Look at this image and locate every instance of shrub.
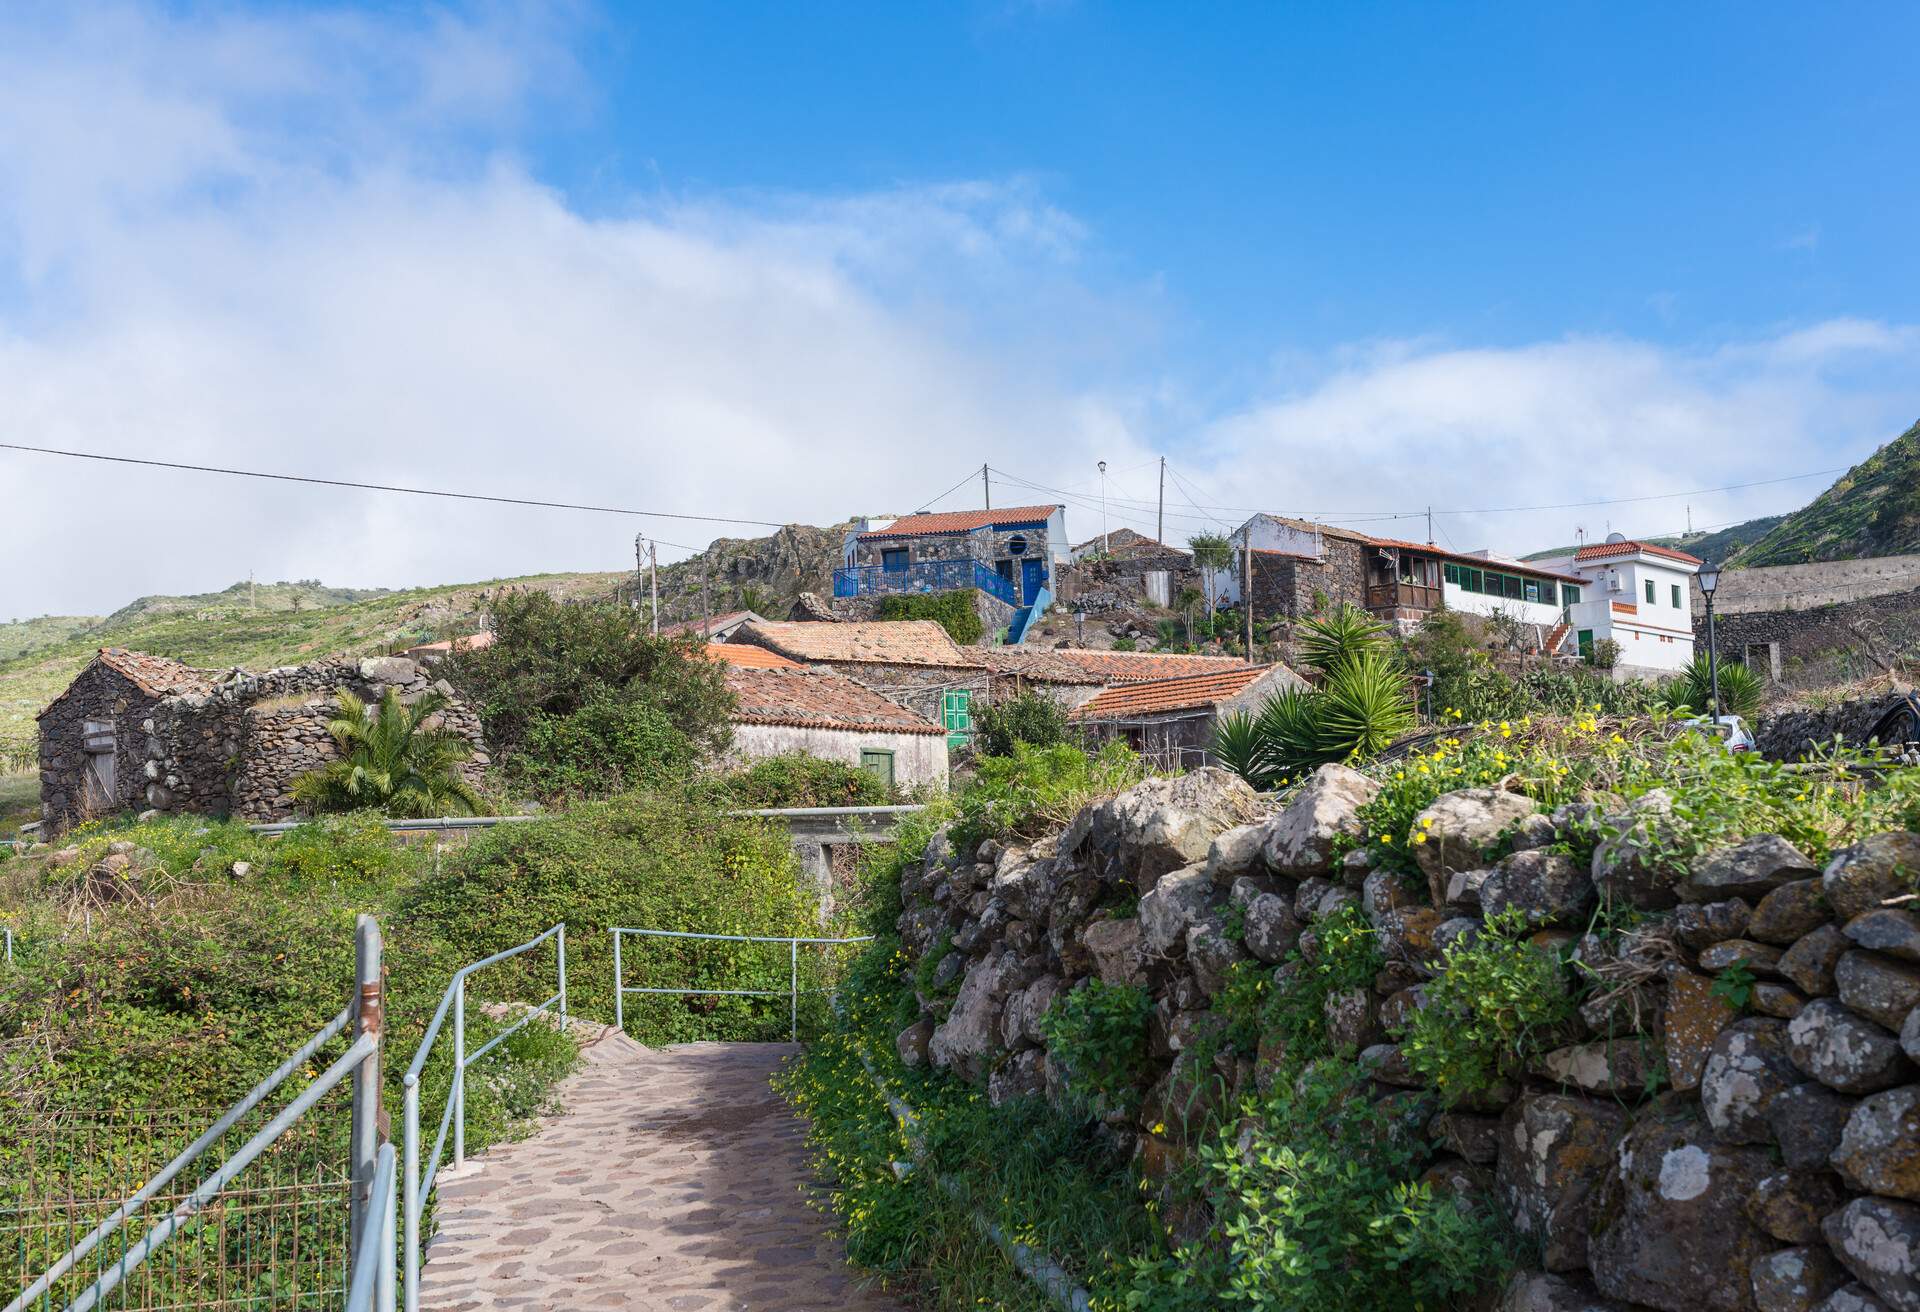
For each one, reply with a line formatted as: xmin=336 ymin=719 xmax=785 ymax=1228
xmin=971 ymin=691 xmax=1074 ymax=757
xmin=1586 ymin=637 xmax=1623 ymax=670
xmin=290 ymin=687 xmax=483 ymax=818
xmin=1110 ymin=637 xmax=1138 ymax=652
xmin=874 ymin=590 xmax=983 ymax=645
xmin=1212 ymin=653 xmax=1414 ymax=789
xmin=507 ymin=690 xmax=696 ymax=800
xmin=1658 ymin=653 xmax=1764 ymax=719
xmin=1259 ymin=902 xmax=1383 ymax=1072
xmin=721 ymin=753 xmax=893 ymax=808
xmin=1296 ymin=604 xmax=1391 ymax=673
xmin=951 ymin=741 xmax=1144 ymax=850
xmin=1038 ymin=978 xmax=1153 ymax=1113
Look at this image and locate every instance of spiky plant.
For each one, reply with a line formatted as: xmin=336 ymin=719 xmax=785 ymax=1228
xmin=1296 ymin=603 xmax=1392 ymax=676
xmin=1658 ymin=654 xmax=1764 ymax=719
xmin=1315 ymin=652 xmax=1417 ymax=760
xmin=291 ymin=687 xmax=485 ymax=819
xmin=1211 ymin=710 xmax=1273 ymax=790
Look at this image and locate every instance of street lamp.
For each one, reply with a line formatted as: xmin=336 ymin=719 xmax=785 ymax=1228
xmin=1697 ymin=562 xmax=1722 ymax=723
xmin=1097 ymin=461 xmax=1110 ymax=555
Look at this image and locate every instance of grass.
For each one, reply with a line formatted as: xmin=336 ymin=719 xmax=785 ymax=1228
xmin=0 ymin=771 xmax=36 ymax=837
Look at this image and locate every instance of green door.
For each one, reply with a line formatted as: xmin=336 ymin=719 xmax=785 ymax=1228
xmin=942 ymin=690 xmax=973 ymax=748
xmin=859 ymin=749 xmax=896 ymax=790
xmin=1577 ymin=629 xmax=1594 ymax=659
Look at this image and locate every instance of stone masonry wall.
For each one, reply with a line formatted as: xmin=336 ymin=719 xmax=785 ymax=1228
xmin=893 ymin=765 xmax=1920 ymax=1311
xmin=1699 ymin=585 xmax=1920 ymax=690
xmin=36 ymin=665 xmax=161 ymax=830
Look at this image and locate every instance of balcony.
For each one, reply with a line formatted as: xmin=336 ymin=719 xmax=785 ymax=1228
xmin=834 ymin=559 xmax=1017 ymax=605
xmin=1365 ymin=582 xmax=1442 ymax=614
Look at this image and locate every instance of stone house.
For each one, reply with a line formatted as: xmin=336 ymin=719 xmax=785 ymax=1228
xmin=837 ymin=505 xmax=1069 ymax=643
xmin=37 ymin=648 xmax=487 ymax=832
xmin=1070 ymin=663 xmax=1305 ymax=772
xmin=726 ymin=620 xmax=993 ymax=744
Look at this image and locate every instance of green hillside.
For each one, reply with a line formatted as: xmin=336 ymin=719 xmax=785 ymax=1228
xmin=1522 ymin=515 xmax=1782 ymax=566
xmin=1735 ymin=419 xmax=1920 ymax=566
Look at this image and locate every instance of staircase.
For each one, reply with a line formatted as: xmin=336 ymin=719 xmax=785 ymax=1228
xmin=1543 ymin=622 xmax=1573 ymax=655
xmin=1006 ymin=585 xmax=1053 ymax=645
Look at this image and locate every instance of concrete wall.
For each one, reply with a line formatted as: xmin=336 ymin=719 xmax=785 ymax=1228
xmin=722 ymin=723 xmax=949 ymax=789
xmin=1693 ymin=552 xmax=1920 ymax=616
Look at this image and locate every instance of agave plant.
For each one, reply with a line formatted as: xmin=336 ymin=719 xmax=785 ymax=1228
xmin=1658 ymin=654 xmax=1764 ymax=719
xmin=1315 ymin=652 xmax=1417 ymax=760
xmin=291 ymin=687 xmax=485 ymax=819
xmin=1211 ymin=710 xmax=1274 ymax=790
xmin=1296 ymin=604 xmax=1392 ymax=676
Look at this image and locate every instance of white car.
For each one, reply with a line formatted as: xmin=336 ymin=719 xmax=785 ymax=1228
xmin=1682 ymin=714 xmax=1757 ymax=753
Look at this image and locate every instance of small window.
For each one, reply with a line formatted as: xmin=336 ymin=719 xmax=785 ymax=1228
xmin=1464 ymin=568 xmax=1482 ymax=594
xmin=1524 ymin=581 xmax=1542 ymax=603
xmin=881 ymin=548 xmax=909 ymax=572
xmin=1645 ymin=579 xmax=1656 ymax=605
xmin=1504 ymin=575 xmax=1523 ymax=600
xmin=1443 ymin=563 xmax=1459 ymax=585
xmin=1672 ymin=583 xmax=1682 ymax=608
xmin=1006 ymin=534 xmax=1028 ymax=557
xmin=859 ymin=749 xmax=896 ymax=790
xmin=1562 ymin=584 xmax=1582 ymax=606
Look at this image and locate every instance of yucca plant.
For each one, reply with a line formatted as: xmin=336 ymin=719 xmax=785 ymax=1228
xmin=1658 ymin=654 xmax=1764 ymax=719
xmin=1211 ymin=710 xmax=1274 ymax=790
xmin=1256 ymin=685 xmax=1332 ymax=780
xmin=1315 ymin=652 xmax=1417 ymax=759
xmin=291 ymin=687 xmax=485 ymax=818
xmin=1296 ymin=603 xmax=1392 ymax=676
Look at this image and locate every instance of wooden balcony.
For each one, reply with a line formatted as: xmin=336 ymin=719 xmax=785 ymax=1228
xmin=1366 ymin=582 xmax=1442 ymax=614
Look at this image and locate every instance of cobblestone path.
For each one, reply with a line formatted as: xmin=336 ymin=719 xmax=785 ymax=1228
xmin=417 ymin=1029 xmax=906 ymax=1312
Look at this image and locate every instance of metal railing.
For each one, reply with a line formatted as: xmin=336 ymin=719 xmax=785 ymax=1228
xmin=401 ymin=924 xmax=567 ymax=1312
xmin=609 ymin=929 xmax=873 ymax=1043
xmin=834 ymin=559 xmax=1017 ymax=605
xmin=6 ymin=916 xmax=393 ymax=1312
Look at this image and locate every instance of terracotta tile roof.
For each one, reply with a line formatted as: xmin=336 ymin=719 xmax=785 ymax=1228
xmin=1071 ymin=665 xmax=1292 ymax=720
xmin=96 ymin=648 xmax=216 ymax=699
xmin=730 ymin=620 xmax=987 ymax=669
xmin=858 ymin=505 xmax=1058 ymax=539
xmin=1362 ymin=536 xmax=1586 ymax=584
xmin=724 ymin=666 xmax=945 ymax=735
xmin=974 ymin=648 xmax=1108 ymax=685
xmin=1573 ymin=540 xmax=1704 ymax=566
xmin=702 ymin=642 xmax=802 ymax=669
xmin=1044 ymin=649 xmax=1256 ymax=684
xmin=405 ymin=632 xmax=494 ymax=655
xmin=659 ymin=610 xmax=761 ymax=637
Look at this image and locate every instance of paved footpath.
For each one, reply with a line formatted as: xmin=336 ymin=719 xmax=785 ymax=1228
xmin=418 ymin=1029 xmax=908 ymax=1312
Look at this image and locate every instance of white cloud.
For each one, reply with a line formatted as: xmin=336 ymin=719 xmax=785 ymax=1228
xmin=0 ymin=3 xmax=1916 ymax=622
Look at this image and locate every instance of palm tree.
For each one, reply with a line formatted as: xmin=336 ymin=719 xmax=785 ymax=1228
xmin=291 ymin=687 xmax=485 ymax=819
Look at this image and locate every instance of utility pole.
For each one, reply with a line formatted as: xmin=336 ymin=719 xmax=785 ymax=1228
xmin=1426 ymin=506 xmax=1434 ymax=545
xmin=633 ymin=533 xmax=646 ymax=611
xmin=1098 ymin=460 xmax=1110 ymax=554
xmin=982 ymin=463 xmax=990 ymax=510
xmin=1157 ymin=456 xmax=1165 ymax=545
xmin=1243 ymin=540 xmax=1253 ymax=658
xmin=649 ymin=541 xmax=660 ymax=636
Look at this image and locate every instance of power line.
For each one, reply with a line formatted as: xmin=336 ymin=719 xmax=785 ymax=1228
xmin=0 ymin=442 xmax=790 ymax=530
xmin=913 ymin=466 xmax=985 ymax=514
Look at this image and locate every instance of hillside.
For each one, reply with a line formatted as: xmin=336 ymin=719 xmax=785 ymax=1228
xmin=644 ymin=522 xmax=851 ymax=623
xmin=1522 ymin=515 xmax=1783 ymax=565
xmin=1735 ymin=418 xmax=1920 ymax=566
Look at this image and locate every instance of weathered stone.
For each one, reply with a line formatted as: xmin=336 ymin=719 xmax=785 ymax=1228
xmin=1204 ymin=823 xmax=1268 ymax=885
xmin=1540 ymin=1039 xmax=1660 ymax=1097
xmin=1082 ymin=918 xmax=1145 ymax=986
xmin=1313 ymin=884 xmax=1357 ymax=922
xmin=1837 ymin=951 xmax=1920 ymax=1031
xmin=1700 ymin=939 xmax=1786 ymax=976
xmin=1293 ymin=875 xmax=1337 ymax=922
xmin=1823 ymin=1196 xmax=1920 ymax=1312
xmin=1755 ymin=982 xmax=1809 ymax=1019
xmin=1768 ymin=1082 xmax=1861 ymax=1170
xmin=1431 ymin=1109 xmax=1502 ymax=1164
xmin=1511 ymin=812 xmax=1560 ymax=852
xmin=988 ymin=1047 xmax=1048 ymax=1106
xmin=1261 ymin=764 xmax=1379 ymax=878
xmin=1751 ymin=1246 xmax=1850 ymax=1312
xmin=1666 ymin=968 xmax=1741 ymax=1093
xmin=1683 ymin=835 xmax=1820 ymax=902
xmin=1187 ymin=917 xmax=1248 ymax=997
xmin=1437 ymin=866 xmax=1493 ymax=912
xmin=357 ymin=655 xmax=419 ymax=684
xmin=1847 ymin=910 xmax=1920 ymax=964
xmin=1362 ymin=867 xmax=1422 ymax=921
xmin=1001 ymin=975 xmax=1063 ymax=1051
xmin=896 ymin=1018 xmax=934 ymax=1068
xmin=929 ymin=949 xmax=1029 ymax=1081
xmin=1907 ymin=1008 xmax=1920 ymax=1064
xmin=1825 ymin=834 xmax=1920 ymax=926
xmin=1750 ymin=880 xmax=1834 ymax=945
xmin=1702 ymin=1017 xmax=1798 ymax=1143
xmin=1496 ymin=1094 xmax=1629 ymax=1273
xmin=1787 ymin=999 xmax=1914 ymax=1094
xmin=1747 ymin=1169 xmax=1850 ymax=1243
xmin=1782 ymin=925 xmax=1852 ymax=997
xmin=1138 ymin=867 xmax=1215 ymax=956
xmin=1436 ymin=915 xmax=1482 ymax=958
xmin=1675 ymin=899 xmax=1754 ymax=951
xmin=1485 ymin=848 xmax=1594 ymax=929
xmin=1338 ymin=845 xmax=1375 ymax=887
xmin=1324 ymin=987 xmax=1379 ymax=1051
xmin=1376 ymin=906 xmax=1449 ymax=968
xmin=1241 ymin=893 xmax=1303 ymax=964
xmin=1358 ymin=1041 xmax=1421 ymax=1087
xmin=1416 ymin=787 xmax=1540 ymax=895
xmin=1500 ymin=1271 xmax=1640 ymax=1311
xmin=1588 ymin=1102 xmax=1779 ymax=1312
xmin=1832 ymin=1084 xmax=1920 ymax=1200
xmin=1380 ymin=984 xmax=1427 ymax=1036
xmin=1816 ymin=1286 xmax=1895 ymax=1312
xmin=1067 ymin=768 xmax=1261 ymax=892
xmin=1593 ymin=790 xmax=1685 ymax=911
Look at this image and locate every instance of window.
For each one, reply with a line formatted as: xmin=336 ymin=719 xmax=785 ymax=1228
xmin=1523 ymin=581 xmax=1542 ymax=603
xmin=941 ymin=690 xmax=973 ymax=749
xmin=1006 ymin=534 xmax=1028 ymax=557
xmin=1645 ymin=579 xmax=1656 ymax=605
xmin=1463 ymin=567 xmax=1482 ymax=593
xmin=1672 ymin=583 xmax=1682 ymax=608
xmin=1504 ymin=575 xmax=1523 ymax=600
xmin=1444 ymin=563 xmax=1460 ymax=585
xmin=1562 ymin=584 xmax=1583 ymax=606
xmin=881 ymin=548 xmax=908 ymax=573
xmin=859 ymin=749 xmax=896 ymax=790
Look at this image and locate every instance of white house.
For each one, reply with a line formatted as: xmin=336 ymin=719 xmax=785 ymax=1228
xmin=1530 ymin=535 xmax=1701 ymax=675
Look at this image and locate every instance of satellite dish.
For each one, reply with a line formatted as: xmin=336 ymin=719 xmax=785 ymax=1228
xmin=1605 ymin=532 xmax=1628 ymax=544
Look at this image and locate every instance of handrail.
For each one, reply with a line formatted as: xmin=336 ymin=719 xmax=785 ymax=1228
xmin=608 ymin=928 xmax=873 ymax=1045
xmin=401 ymin=924 xmax=567 ymax=1312
xmin=345 ymin=1143 xmax=398 ymax=1312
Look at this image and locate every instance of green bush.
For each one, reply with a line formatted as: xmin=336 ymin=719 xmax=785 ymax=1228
xmin=952 ymin=741 xmax=1144 ymax=851
xmin=1296 ymin=603 xmax=1391 ymax=672
xmin=508 ymin=689 xmax=697 ymax=799
xmin=1213 ymin=653 xmax=1415 ymax=789
xmin=1658 ymin=653 xmax=1765 ymax=719
xmin=721 ymin=753 xmax=893 ymax=808
xmin=971 ymin=690 xmax=1074 ymax=757
xmin=1038 ymin=978 xmax=1153 ymax=1113
xmin=291 ymin=687 xmax=484 ymax=818
xmin=874 ymin=590 xmax=984 ymax=645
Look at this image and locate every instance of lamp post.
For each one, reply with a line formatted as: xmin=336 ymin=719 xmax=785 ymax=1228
xmin=1697 ymin=562 xmax=1722 ymax=723
xmin=1097 ymin=460 xmax=1110 ymax=554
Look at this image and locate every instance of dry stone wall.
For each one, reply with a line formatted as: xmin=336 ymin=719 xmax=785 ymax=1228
xmin=894 ymin=765 xmax=1920 ymax=1312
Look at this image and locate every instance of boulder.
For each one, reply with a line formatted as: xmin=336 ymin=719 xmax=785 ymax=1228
xmin=1139 ymin=867 xmax=1216 ymax=956
xmin=1485 ymin=849 xmax=1594 ymax=929
xmin=1415 ymin=788 xmax=1540 ymax=895
xmin=1242 ymin=893 xmax=1303 ymax=964
xmin=1787 ymin=999 xmax=1915 ymax=1094
xmin=1817 ymin=1287 xmax=1896 ymax=1311
xmin=929 ymin=949 xmax=1030 ymax=1081
xmin=1001 ymin=975 xmax=1064 ymax=1051
xmin=1375 ymin=906 xmax=1449 ymax=969
xmin=1666 ymin=968 xmax=1741 ymax=1093
xmin=1836 ymin=951 xmax=1920 ymax=1031
xmin=1908 ymin=1009 xmax=1920 ymax=1064
xmin=1593 ymin=790 xmax=1684 ymax=911
xmin=896 ymin=1018 xmax=934 ymax=1068
xmin=1782 ymin=925 xmax=1852 ymax=997
xmin=1700 ymin=939 xmax=1786 ymax=977
xmin=1324 ymin=987 xmax=1379 ymax=1051
xmin=1676 ymin=899 xmax=1754 ymax=952
xmin=1768 ymin=1082 xmax=1861 ymax=1171
xmin=1501 ymin=1271 xmax=1642 ymax=1311
xmin=1082 ymin=918 xmax=1146 ymax=987
xmin=1261 ymin=764 xmax=1379 ymax=878
xmin=1068 ymin=769 xmax=1261 ymax=892
xmin=1186 ymin=917 xmax=1248 ymax=997
xmin=1832 ymin=1084 xmax=1920 ymax=1200
xmin=1823 ymin=1197 xmax=1920 ymax=1312
xmin=357 ymin=655 xmax=419 ymax=684
xmin=1750 ymin=880 xmax=1834 ymax=946
xmin=1363 ymin=867 xmax=1423 ymax=920
xmin=1588 ymin=1103 xmax=1780 ymax=1312
xmin=1496 ymin=1094 xmax=1630 ymax=1272
xmin=1824 ymin=834 xmax=1920 ymax=926
xmin=1293 ymin=875 xmax=1338 ymax=922
xmin=1431 ymin=1110 xmax=1502 ymax=1165
xmin=1539 ymin=1039 xmax=1661 ymax=1098
xmin=1702 ymin=1017 xmax=1799 ymax=1143
xmin=1755 ymin=983 xmax=1808 ymax=1019
xmin=1750 ymin=1247 xmax=1851 ymax=1312
xmin=988 ymin=1048 xmax=1048 ymax=1106
xmin=1683 ymin=835 xmax=1820 ymax=903
xmin=1204 ymin=822 xmax=1269 ymax=885
xmin=1747 ymin=1169 xmax=1851 ymax=1243
xmin=1847 ymin=910 xmax=1920 ymax=964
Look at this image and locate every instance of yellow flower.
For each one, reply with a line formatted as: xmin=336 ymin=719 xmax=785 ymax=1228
xmin=1420 ymin=815 xmax=1434 ymax=828
xmin=1412 ymin=832 xmax=1428 ymax=845
xmin=1381 ymin=834 xmax=1394 ymax=845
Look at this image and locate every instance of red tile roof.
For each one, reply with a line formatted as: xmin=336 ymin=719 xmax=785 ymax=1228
xmin=1071 ymin=666 xmax=1293 ymax=720
xmin=974 ymin=648 xmax=1108 ymax=685
xmin=1044 ymin=649 xmax=1256 ymax=683
xmin=731 ymin=620 xmax=987 ymax=669
xmin=1362 ymin=536 xmax=1586 ymax=584
xmin=1573 ymin=540 xmax=1704 ymax=566
xmin=858 ymin=505 xmax=1058 ymax=539
xmin=96 ymin=648 xmax=216 ymax=699
xmin=703 ymin=642 xmax=802 ymax=669
xmin=405 ymin=632 xmax=494 ymax=655
xmin=724 ymin=666 xmax=945 ymax=735
xmin=659 ymin=610 xmax=761 ymax=637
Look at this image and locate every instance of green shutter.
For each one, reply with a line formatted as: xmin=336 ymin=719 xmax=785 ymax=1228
xmin=859 ymin=749 xmax=896 ymax=789
xmin=942 ymin=690 xmax=973 ymax=748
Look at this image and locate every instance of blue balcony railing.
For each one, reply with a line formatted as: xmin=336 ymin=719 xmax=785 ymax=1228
xmin=834 ymin=559 xmax=1017 ymax=605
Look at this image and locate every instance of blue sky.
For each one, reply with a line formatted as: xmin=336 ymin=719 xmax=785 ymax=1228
xmin=2 ymin=2 xmax=1918 ymax=615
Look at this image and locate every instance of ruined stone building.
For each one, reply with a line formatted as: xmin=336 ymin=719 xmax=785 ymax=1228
xmin=38 ymin=648 xmax=487 ymax=832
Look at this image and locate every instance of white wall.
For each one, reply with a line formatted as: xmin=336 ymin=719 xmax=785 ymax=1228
xmin=1440 ymin=583 xmax=1562 ymax=627
xmin=722 ymin=724 xmax=949 ymax=789
xmin=1550 ymin=552 xmax=1697 ymax=675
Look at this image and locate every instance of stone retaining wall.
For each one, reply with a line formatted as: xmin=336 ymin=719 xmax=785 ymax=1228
xmin=893 ymin=766 xmax=1920 ymax=1311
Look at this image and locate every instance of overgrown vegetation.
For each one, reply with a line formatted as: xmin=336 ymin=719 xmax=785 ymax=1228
xmin=1400 ymin=908 xmax=1577 ymax=1098
xmin=1658 ymin=652 xmax=1765 ymax=719
xmin=951 ymin=741 xmax=1145 ymax=850
xmin=1038 ymin=980 xmax=1153 ymax=1115
xmin=873 ymin=589 xmax=984 ymax=645
xmin=720 ymin=753 xmax=894 ymax=808
xmin=970 ymin=690 xmax=1075 ymax=757
xmin=291 ymin=687 xmax=485 ymax=818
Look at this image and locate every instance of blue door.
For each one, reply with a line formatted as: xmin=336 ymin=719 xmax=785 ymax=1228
xmin=1021 ymin=559 xmax=1046 ymax=603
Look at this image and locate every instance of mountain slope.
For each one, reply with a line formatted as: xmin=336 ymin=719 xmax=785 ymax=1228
xmin=1522 ymin=514 xmax=1781 ymax=565
xmin=1735 ymin=420 xmax=1920 ymax=566
xmin=642 ymin=523 xmax=851 ymax=623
